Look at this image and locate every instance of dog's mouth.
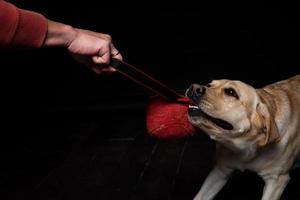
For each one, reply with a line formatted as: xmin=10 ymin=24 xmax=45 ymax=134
xmin=188 ymin=105 xmax=234 ymax=130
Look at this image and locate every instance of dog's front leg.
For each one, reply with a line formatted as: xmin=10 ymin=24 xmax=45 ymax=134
xmin=261 ymin=174 xmax=290 ymax=200
xmin=193 ymin=166 xmax=233 ymax=200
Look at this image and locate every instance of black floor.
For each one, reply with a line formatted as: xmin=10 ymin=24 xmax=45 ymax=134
xmin=1 ymin=110 xmax=300 ymax=200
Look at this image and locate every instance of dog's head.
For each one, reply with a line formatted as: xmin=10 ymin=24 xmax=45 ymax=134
xmin=186 ymin=79 xmax=280 ymax=147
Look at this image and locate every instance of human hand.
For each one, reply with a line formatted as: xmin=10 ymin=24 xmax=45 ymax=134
xmin=44 ymin=20 xmax=122 ymax=74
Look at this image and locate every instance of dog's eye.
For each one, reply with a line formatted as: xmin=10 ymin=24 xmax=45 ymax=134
xmin=224 ymin=88 xmax=239 ymax=99
xmin=206 ymin=84 xmax=212 ymax=88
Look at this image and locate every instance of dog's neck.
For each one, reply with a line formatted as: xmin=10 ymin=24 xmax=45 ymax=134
xmin=217 ymin=135 xmax=263 ymax=161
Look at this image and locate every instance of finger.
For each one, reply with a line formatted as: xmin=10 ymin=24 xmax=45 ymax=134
xmin=111 ymin=50 xmax=123 ymax=60
xmin=104 ymin=70 xmax=115 ymax=75
xmin=90 ymin=65 xmax=116 ymax=75
xmin=92 ymin=52 xmax=110 ymax=65
xmin=110 ymin=44 xmax=123 ymax=60
xmin=101 ymin=50 xmax=111 ymax=64
xmin=102 ymin=66 xmax=116 ymax=72
xmin=113 ymin=52 xmax=123 ymax=60
xmin=90 ymin=66 xmax=103 ymax=74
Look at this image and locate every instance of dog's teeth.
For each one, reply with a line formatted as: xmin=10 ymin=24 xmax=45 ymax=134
xmin=189 ymin=105 xmax=199 ymax=109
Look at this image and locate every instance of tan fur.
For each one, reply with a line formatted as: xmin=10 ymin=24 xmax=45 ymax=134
xmin=188 ymin=75 xmax=300 ymax=200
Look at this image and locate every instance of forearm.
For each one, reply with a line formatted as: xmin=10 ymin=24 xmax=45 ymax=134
xmin=43 ymin=20 xmax=77 ymax=47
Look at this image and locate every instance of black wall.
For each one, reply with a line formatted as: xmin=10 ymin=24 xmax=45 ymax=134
xmin=1 ymin=1 xmax=299 ymax=199
xmin=2 ymin=0 xmax=299 ymax=149
xmin=3 ymin=1 xmax=300 ymax=110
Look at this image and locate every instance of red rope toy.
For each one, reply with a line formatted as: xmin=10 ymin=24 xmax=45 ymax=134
xmin=110 ymin=58 xmax=196 ymax=139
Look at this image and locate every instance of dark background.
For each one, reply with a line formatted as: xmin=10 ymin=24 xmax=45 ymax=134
xmin=1 ymin=1 xmax=300 ymax=200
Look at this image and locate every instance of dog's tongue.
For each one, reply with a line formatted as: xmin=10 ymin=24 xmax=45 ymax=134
xmin=198 ymin=109 xmax=234 ymax=130
xmin=212 ymin=118 xmax=234 ymax=130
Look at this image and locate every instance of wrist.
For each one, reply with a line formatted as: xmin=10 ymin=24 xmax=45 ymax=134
xmin=43 ymin=20 xmax=77 ymax=47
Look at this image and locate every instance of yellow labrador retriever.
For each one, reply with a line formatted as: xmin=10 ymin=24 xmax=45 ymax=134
xmin=186 ymin=74 xmax=300 ymax=200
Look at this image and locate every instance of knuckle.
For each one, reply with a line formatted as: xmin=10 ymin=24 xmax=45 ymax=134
xmin=101 ymin=39 xmax=110 ymax=47
xmin=103 ymin=34 xmax=112 ymax=42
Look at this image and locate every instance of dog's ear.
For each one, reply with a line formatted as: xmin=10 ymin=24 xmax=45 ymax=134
xmin=256 ymin=102 xmax=281 ymax=146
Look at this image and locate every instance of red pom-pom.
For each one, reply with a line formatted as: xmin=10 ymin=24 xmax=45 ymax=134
xmin=146 ymin=96 xmax=196 ymax=139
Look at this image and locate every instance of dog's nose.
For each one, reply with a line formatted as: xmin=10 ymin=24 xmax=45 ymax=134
xmin=186 ymin=84 xmax=206 ymax=103
xmin=191 ymin=84 xmax=206 ymax=96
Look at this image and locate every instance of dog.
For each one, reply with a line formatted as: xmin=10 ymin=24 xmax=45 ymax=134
xmin=186 ymin=75 xmax=300 ymax=200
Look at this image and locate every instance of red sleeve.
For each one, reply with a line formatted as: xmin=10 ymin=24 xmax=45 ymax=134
xmin=0 ymin=0 xmax=48 ymax=48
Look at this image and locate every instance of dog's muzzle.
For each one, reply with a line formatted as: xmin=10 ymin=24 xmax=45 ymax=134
xmin=186 ymin=84 xmax=206 ymax=104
